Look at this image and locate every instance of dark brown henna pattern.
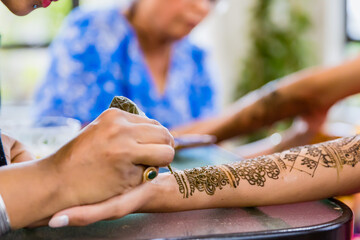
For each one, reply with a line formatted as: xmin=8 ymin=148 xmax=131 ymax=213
xmin=174 ymin=157 xmax=281 ymax=198
xmin=281 ymin=135 xmax=360 ymax=176
xmin=173 ymin=135 xmax=360 ymax=198
xmin=173 ymin=172 xmax=188 ymax=198
xmin=183 ymin=166 xmax=230 ymax=196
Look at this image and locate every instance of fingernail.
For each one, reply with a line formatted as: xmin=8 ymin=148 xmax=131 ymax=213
xmin=49 ymin=215 xmax=69 ymax=228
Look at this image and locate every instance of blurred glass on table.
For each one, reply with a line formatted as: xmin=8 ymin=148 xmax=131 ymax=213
xmin=0 ymin=117 xmax=81 ymax=158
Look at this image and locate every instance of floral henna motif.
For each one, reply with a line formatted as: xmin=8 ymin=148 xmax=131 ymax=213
xmin=320 ymin=136 xmax=360 ymax=168
xmin=231 ymin=157 xmax=280 ymax=186
xmin=284 ymin=154 xmax=298 ymax=162
xmin=174 ymin=157 xmax=281 ymax=198
xmin=301 ymin=157 xmax=318 ymax=169
xmin=304 ymin=146 xmax=322 ymax=157
xmin=183 ymin=166 xmax=230 ymax=196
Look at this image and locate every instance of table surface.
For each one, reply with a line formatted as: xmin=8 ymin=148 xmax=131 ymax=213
xmin=4 ymin=146 xmax=353 ymax=240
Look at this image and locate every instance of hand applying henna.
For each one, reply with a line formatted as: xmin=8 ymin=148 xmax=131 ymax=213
xmin=109 ymin=96 xmax=175 ymax=178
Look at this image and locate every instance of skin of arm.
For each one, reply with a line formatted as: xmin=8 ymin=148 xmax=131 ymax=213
xmin=0 ymin=109 xmax=174 ymax=230
xmin=144 ymin=135 xmax=360 ymax=212
xmin=50 ymin=134 xmax=360 ymax=226
xmin=172 ymin=57 xmax=360 ymax=142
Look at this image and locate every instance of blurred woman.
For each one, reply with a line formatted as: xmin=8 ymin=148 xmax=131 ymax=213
xmin=34 ymin=0 xmax=220 ymax=128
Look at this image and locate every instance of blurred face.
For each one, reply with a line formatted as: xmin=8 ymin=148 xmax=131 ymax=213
xmin=1 ymin=0 xmax=56 ymax=16
xmin=138 ymin=0 xmax=218 ymax=40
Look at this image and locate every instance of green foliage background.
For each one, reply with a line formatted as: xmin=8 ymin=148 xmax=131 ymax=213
xmin=235 ymin=0 xmax=315 ymax=99
xmin=234 ymin=0 xmax=316 ymax=141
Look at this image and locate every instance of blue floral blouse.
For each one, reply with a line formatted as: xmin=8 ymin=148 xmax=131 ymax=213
xmin=33 ymin=7 xmax=219 ymax=128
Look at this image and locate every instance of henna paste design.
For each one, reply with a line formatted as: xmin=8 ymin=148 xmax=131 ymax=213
xmin=183 ymin=166 xmax=230 ymax=196
xmin=173 ymin=135 xmax=360 ymax=198
xmin=174 ymin=157 xmax=280 ymax=198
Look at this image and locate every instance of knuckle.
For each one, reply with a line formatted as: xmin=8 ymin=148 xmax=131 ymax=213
xmin=104 ymin=108 xmax=129 ymax=121
xmin=115 ymin=148 xmax=134 ymax=165
xmin=116 ymin=165 xmax=142 ymax=190
xmin=159 ymin=128 xmax=173 ymax=145
xmin=103 ymin=145 xmax=134 ymax=170
xmin=168 ymin=147 xmax=175 ymax=162
xmin=160 ymin=134 xmax=170 ymax=145
xmin=161 ymin=146 xmax=175 ymax=166
xmin=102 ymin=108 xmax=119 ymax=118
xmin=108 ymin=121 xmax=126 ymax=135
xmin=108 ymin=107 xmax=122 ymax=114
xmin=150 ymin=119 xmax=161 ymax=126
xmin=128 ymin=166 xmax=144 ymax=185
xmin=105 ymin=120 xmax=132 ymax=138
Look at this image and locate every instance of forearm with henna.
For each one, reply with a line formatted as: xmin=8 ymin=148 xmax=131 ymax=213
xmin=169 ymin=135 xmax=360 ymax=208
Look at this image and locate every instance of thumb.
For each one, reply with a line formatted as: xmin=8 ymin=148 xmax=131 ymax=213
xmin=49 ymin=183 xmax=153 ymax=228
